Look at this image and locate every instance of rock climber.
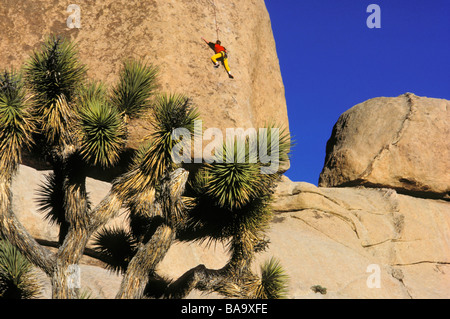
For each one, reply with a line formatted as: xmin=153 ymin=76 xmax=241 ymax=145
xmin=201 ymin=37 xmax=234 ymax=79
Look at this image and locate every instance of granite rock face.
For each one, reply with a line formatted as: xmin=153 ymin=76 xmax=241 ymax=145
xmin=319 ymin=93 xmax=449 ymax=199
xmin=268 ymin=176 xmax=449 ymax=299
xmin=0 ymin=0 xmax=289 ymax=152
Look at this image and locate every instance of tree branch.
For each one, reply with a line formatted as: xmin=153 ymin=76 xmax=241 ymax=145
xmin=116 ymin=224 xmax=175 ymax=299
xmin=0 ymin=178 xmax=56 ymax=276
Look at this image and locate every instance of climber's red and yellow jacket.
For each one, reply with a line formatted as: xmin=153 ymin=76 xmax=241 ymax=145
xmin=208 ymin=42 xmax=227 ymax=54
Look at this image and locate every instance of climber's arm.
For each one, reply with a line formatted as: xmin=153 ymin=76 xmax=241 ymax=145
xmin=202 ymin=37 xmax=216 ymax=50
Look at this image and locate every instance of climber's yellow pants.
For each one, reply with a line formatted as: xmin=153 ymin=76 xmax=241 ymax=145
xmin=211 ymin=52 xmax=231 ymax=73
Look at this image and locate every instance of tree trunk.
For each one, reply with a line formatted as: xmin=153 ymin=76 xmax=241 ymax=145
xmin=164 ymin=229 xmax=259 ymax=299
xmin=116 ymin=224 xmax=175 ymax=299
xmin=48 ymin=153 xmax=90 ymax=299
xmin=164 ymin=264 xmax=228 ymax=299
xmin=51 ymin=224 xmax=92 ymax=298
xmin=51 ymin=262 xmax=79 ymax=299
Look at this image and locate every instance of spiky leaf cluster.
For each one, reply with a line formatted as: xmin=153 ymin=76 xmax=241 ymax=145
xmin=92 ymin=227 xmax=138 ymax=274
xmin=77 ymin=82 xmax=126 ymax=168
xmin=0 ymin=240 xmax=41 ymax=299
xmin=204 ymin=161 xmax=263 ymax=211
xmin=110 ymin=59 xmax=158 ymax=118
xmin=113 ymin=94 xmax=199 ymax=201
xmin=25 ymin=35 xmax=86 ymax=147
xmin=35 ymin=170 xmax=65 ymax=226
xmin=180 ymin=124 xmax=290 ymax=241
xmin=256 ymin=257 xmax=289 ymax=299
xmin=0 ymin=70 xmax=34 ymax=177
xmin=144 ymin=94 xmax=200 ymax=177
xmin=151 ymin=94 xmax=198 ymax=136
xmin=25 ymin=35 xmax=86 ymax=104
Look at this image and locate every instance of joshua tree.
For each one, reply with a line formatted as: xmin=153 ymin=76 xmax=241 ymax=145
xmin=163 ymin=124 xmax=291 ymax=299
xmin=95 ymin=120 xmax=291 ymax=299
xmin=0 ymin=35 xmax=291 ymax=299
xmin=0 ymin=35 xmax=159 ymax=298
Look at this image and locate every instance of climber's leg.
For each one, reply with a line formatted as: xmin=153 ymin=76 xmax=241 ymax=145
xmin=222 ymin=55 xmax=233 ymax=78
xmin=223 ymin=57 xmax=231 ymax=73
xmin=211 ymin=53 xmax=222 ymax=67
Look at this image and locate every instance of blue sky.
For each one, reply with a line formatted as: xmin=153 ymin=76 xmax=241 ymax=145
xmin=265 ymin=0 xmax=450 ymax=185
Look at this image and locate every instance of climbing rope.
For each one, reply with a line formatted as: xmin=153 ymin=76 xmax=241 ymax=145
xmin=210 ymin=0 xmax=220 ymax=40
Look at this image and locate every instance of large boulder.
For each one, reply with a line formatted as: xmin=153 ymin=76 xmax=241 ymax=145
xmin=0 ymin=0 xmax=289 ymax=152
xmin=319 ymin=93 xmax=449 ymax=199
xmin=268 ymin=176 xmax=450 ymax=299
